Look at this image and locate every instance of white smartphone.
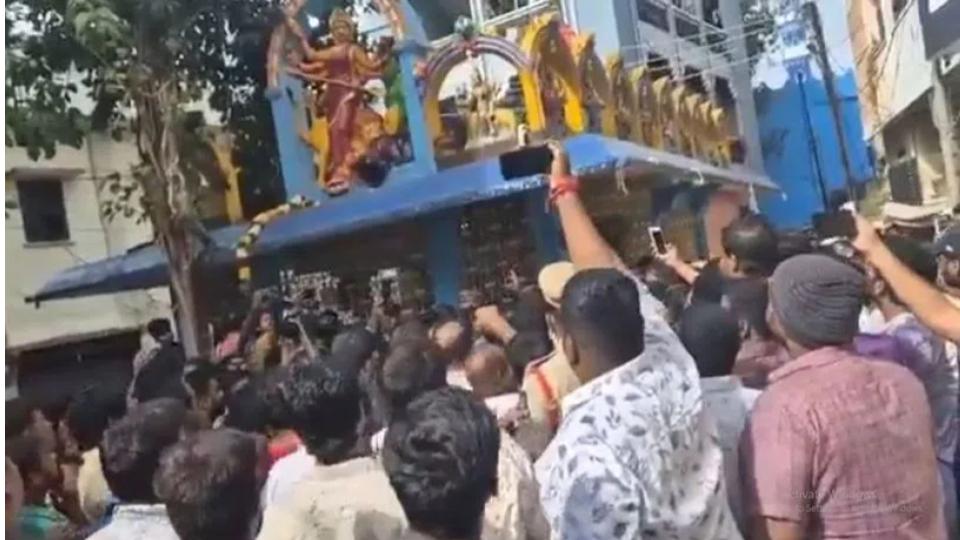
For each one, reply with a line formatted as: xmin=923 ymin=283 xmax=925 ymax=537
xmin=649 ymin=226 xmax=667 ymax=255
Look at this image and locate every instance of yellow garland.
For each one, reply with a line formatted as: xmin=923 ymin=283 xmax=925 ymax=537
xmin=235 ymin=196 xmax=315 ymax=283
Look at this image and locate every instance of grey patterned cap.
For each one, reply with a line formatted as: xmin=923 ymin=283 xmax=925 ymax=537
xmin=769 ymin=254 xmax=865 ymax=349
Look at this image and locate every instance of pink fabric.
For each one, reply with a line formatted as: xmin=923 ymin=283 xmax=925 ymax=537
xmin=740 ymin=347 xmax=946 ymax=539
xmin=215 ymin=332 xmax=241 ymax=362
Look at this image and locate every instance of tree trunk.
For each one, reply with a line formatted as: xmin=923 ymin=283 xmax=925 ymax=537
xmin=134 ymin=82 xmax=212 ymax=360
xmin=164 ymin=222 xmax=211 ymax=360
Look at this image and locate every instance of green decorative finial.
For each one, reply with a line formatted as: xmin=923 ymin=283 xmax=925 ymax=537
xmin=454 ymin=16 xmax=477 ymax=41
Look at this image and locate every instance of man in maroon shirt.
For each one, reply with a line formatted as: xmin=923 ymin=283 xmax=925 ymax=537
xmin=740 ymin=253 xmax=946 ymax=540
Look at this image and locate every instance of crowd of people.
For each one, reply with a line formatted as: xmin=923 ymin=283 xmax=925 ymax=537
xmin=6 ymin=143 xmax=960 ymax=540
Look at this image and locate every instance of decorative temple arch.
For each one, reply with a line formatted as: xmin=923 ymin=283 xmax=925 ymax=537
xmin=571 ymin=33 xmax=611 ymax=134
xmin=630 ymin=66 xmax=657 ymax=147
xmin=422 ymin=35 xmax=544 ymax=141
xmin=603 ymin=55 xmax=633 ymax=139
xmin=650 ymin=76 xmax=673 ymax=150
xmin=520 ymin=14 xmax=586 ymax=134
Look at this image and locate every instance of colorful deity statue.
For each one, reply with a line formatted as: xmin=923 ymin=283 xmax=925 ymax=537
xmin=468 ymin=68 xmax=501 ymax=140
xmin=538 ymin=64 xmax=567 ymax=138
xmin=284 ymin=6 xmax=398 ymax=194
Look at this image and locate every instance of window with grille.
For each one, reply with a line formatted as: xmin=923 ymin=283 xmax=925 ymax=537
xmin=16 ymin=180 xmax=70 ymax=244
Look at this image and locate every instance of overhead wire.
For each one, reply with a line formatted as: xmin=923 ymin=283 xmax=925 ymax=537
xmin=618 ymin=23 xmax=773 ymax=57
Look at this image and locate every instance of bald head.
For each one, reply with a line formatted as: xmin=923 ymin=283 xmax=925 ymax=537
xmin=464 ymin=344 xmax=514 ymax=399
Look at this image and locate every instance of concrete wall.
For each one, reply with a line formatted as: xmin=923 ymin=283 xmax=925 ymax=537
xmin=5 ymin=134 xmax=171 ymax=351
xmin=848 ymin=0 xmax=934 ymax=136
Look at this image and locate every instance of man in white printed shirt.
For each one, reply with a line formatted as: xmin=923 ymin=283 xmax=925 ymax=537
xmin=533 ymin=143 xmax=741 ymax=539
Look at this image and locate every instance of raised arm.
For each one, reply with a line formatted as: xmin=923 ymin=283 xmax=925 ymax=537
xmin=547 ymin=142 xmax=625 ymax=272
xmin=658 ymin=244 xmax=700 ymax=285
xmin=853 ymin=214 xmax=960 ymax=342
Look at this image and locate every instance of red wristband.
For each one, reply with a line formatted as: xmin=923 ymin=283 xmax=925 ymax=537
xmin=549 ymin=175 xmax=579 ymax=205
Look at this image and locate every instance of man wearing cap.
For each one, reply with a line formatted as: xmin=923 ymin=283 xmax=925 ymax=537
xmin=741 ymin=254 xmax=946 ymax=539
xmin=936 ymin=224 xmax=960 ymax=308
xmin=520 ymin=262 xmax=581 ymax=434
xmin=853 ymin=214 xmax=960 ymax=343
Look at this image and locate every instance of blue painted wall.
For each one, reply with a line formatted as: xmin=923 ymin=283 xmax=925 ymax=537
xmin=756 ymin=67 xmax=874 ymax=228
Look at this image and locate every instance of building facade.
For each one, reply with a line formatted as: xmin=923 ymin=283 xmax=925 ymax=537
xmin=847 ymin=0 xmax=960 ymax=208
xmin=5 ymin=134 xmax=172 ymax=401
xmin=560 ymin=0 xmax=765 ymax=175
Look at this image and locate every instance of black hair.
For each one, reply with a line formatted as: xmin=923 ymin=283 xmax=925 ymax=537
xmin=691 ymin=260 xmax=725 ymax=304
xmin=314 ymin=309 xmax=342 ymax=351
xmin=154 ymin=429 xmax=262 ymax=540
xmin=101 ymin=398 xmax=188 ymax=503
xmin=721 ymin=213 xmax=779 ymax=277
xmin=383 ymin=387 xmax=499 ymax=540
xmin=6 ymin=397 xmax=39 ymax=439
xmin=641 ymin=258 xmax=684 ymax=289
xmin=560 ymin=269 xmax=645 ymax=366
xmin=330 ymin=324 xmax=383 ymax=378
xmin=221 ymin=369 xmax=288 ymax=435
xmin=276 ymin=320 xmax=301 ymax=341
xmin=505 ymin=331 xmax=552 ymax=379
xmin=723 ymin=277 xmax=773 ymax=340
xmin=182 ymin=360 xmax=221 ymax=401
xmin=678 ymin=303 xmax=741 ymax=377
xmin=379 ymin=340 xmax=446 ymax=419
xmin=279 ymin=362 xmax=361 ymax=463
xmin=776 ymin=229 xmax=814 ymax=262
xmin=65 ymin=387 xmax=127 ymax=452
xmin=146 ymin=319 xmax=173 ymax=341
xmin=131 ymin=344 xmax=188 ymax=404
xmin=884 ymin=235 xmax=939 ymax=289
xmin=504 ymin=288 xmax=553 ymax=377
xmin=509 ymin=286 xmax=550 ymax=333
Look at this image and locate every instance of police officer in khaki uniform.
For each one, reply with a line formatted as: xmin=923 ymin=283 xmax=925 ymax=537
xmin=521 ymin=262 xmax=582 ymax=433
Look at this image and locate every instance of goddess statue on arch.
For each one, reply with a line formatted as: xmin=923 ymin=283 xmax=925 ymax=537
xmin=282 ymin=2 xmax=401 ymax=194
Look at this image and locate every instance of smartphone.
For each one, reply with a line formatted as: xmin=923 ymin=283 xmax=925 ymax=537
xmin=813 ymin=210 xmax=856 ymax=240
xmin=649 ymin=226 xmax=667 ymax=255
xmin=499 ymin=145 xmax=554 ymax=180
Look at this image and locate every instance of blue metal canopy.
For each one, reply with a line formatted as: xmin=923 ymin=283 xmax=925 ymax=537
xmin=27 ymin=134 xmax=776 ymax=303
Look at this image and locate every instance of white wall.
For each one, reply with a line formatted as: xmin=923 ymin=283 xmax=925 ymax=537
xmin=864 ymin=0 xmax=933 ymax=136
xmin=5 ymin=134 xmax=171 ymax=351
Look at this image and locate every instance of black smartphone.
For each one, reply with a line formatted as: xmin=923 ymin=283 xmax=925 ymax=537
xmin=649 ymin=226 xmax=667 ymax=255
xmin=813 ymin=211 xmax=856 ymax=240
xmin=499 ymin=145 xmax=554 ymax=180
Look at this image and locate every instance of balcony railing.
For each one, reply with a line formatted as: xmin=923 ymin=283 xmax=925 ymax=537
xmin=480 ymin=0 xmax=551 ymax=27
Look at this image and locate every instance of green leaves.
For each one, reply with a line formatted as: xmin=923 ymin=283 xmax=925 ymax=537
xmin=7 ymin=0 xmax=287 ymax=220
